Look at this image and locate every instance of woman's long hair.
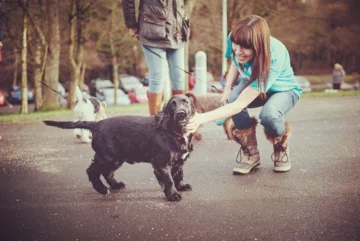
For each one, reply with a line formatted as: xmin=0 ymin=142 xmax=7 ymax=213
xmin=230 ymin=15 xmax=271 ymax=94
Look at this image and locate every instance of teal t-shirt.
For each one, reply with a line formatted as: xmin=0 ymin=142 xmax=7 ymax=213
xmin=225 ymin=33 xmax=302 ymax=97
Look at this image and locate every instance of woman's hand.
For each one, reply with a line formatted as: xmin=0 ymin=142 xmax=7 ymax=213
xmin=128 ymin=28 xmax=139 ymax=38
xmin=220 ymin=86 xmax=231 ymax=105
xmin=186 ymin=113 xmax=205 ymax=134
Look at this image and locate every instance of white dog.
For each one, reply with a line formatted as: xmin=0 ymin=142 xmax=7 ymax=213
xmin=73 ymin=86 xmax=107 ymax=143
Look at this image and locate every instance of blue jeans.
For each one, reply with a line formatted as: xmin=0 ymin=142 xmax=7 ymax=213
xmin=141 ymin=45 xmax=185 ymax=93
xmin=228 ymin=82 xmax=299 ymax=137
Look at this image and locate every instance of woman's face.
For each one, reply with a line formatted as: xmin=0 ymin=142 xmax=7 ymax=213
xmin=232 ymin=43 xmax=255 ymax=64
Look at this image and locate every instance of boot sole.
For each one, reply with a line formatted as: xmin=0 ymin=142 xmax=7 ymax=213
xmin=274 ymin=167 xmax=291 ymax=172
xmin=233 ymin=162 xmax=260 ymax=175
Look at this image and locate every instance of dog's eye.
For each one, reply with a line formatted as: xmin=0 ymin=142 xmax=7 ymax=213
xmin=171 ymin=102 xmax=176 ymax=108
xmin=182 ymin=99 xmax=189 ymax=104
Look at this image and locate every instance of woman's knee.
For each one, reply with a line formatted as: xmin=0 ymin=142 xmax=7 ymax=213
xmin=259 ymin=109 xmax=284 ymax=136
xmin=148 ymin=71 xmax=164 ymax=92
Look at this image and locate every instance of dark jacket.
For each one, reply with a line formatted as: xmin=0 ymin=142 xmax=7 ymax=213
xmin=0 ymin=2 xmax=3 ymax=41
xmin=122 ymin=0 xmax=186 ymax=49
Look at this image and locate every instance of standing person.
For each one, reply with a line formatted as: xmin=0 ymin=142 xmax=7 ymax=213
xmin=122 ymin=0 xmax=190 ymax=115
xmin=187 ymin=15 xmax=302 ymax=174
xmin=332 ymin=63 xmax=345 ymax=90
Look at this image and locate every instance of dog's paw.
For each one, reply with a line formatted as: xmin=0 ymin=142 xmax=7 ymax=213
xmin=177 ymin=183 xmax=192 ymax=192
xmin=166 ymin=192 xmax=182 ymax=202
xmin=95 ymin=186 xmax=110 ymax=195
xmin=111 ymin=182 xmax=125 ymax=190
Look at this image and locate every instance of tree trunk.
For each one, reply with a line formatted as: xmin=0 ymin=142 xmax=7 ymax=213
xmin=109 ymin=7 xmax=119 ymax=106
xmin=20 ymin=3 xmax=28 ymax=114
xmin=13 ymin=47 xmax=19 ymax=86
xmin=68 ymin=0 xmax=84 ymax=109
xmin=43 ymin=0 xmax=60 ymax=110
xmin=33 ymin=42 xmax=43 ymax=111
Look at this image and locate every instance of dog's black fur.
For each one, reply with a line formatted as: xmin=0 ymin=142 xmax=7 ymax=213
xmin=44 ymin=94 xmax=196 ymax=202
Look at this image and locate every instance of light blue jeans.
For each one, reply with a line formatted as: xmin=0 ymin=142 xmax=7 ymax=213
xmin=141 ymin=45 xmax=185 ymax=93
xmin=228 ymin=82 xmax=299 ymax=137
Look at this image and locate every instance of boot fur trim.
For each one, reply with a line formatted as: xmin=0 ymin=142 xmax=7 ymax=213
xmin=264 ymin=121 xmax=291 ymax=147
xmin=232 ymin=117 xmax=258 ymax=146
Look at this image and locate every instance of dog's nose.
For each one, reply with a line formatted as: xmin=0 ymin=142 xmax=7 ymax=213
xmin=175 ymin=110 xmax=187 ymax=120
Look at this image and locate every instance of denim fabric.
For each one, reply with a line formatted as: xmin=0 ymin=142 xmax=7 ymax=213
xmin=141 ymin=45 xmax=185 ymax=93
xmin=228 ymin=82 xmax=299 ymax=137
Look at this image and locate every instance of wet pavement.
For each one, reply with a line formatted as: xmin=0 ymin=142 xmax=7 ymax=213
xmin=0 ymin=96 xmax=359 ymax=241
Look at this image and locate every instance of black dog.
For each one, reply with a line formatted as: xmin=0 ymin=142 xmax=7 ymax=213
xmin=43 ymin=94 xmax=196 ymax=202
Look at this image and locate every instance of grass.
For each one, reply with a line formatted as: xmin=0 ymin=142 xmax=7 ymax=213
xmin=302 ymin=73 xmax=359 ymax=84
xmin=301 ymin=90 xmax=360 ymax=98
xmin=0 ymin=103 xmax=148 ymax=123
xmin=1 ymin=90 xmax=359 ymax=123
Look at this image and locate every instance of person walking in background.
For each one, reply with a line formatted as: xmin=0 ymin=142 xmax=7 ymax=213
xmin=332 ymin=63 xmax=345 ymax=90
xmin=122 ymin=0 xmax=190 ymax=115
xmin=187 ymin=15 xmax=302 ymax=175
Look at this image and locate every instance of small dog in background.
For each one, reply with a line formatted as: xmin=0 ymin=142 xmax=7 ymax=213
xmin=73 ymin=86 xmax=107 ymax=143
xmin=185 ymin=92 xmax=234 ymax=141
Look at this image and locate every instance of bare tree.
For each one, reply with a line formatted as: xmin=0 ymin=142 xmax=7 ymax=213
xmin=20 ymin=0 xmax=28 ymax=114
xmin=43 ymin=0 xmax=60 ymax=109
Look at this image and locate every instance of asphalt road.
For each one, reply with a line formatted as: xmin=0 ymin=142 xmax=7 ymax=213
xmin=0 ymin=96 xmax=359 ymax=241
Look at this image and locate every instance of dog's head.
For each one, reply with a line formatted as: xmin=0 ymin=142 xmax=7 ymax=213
xmin=156 ymin=94 xmax=196 ymax=134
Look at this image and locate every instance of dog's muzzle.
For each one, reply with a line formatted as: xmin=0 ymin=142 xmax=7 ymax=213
xmin=175 ymin=110 xmax=188 ymax=121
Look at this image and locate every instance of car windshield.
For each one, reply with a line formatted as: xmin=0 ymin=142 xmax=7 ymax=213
xmin=103 ymin=88 xmax=125 ymax=95
xmin=96 ymin=80 xmax=113 ymax=89
xmin=121 ymin=76 xmax=139 ymax=85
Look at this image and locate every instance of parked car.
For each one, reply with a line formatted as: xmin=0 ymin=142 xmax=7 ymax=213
xmin=119 ymin=74 xmax=143 ymax=93
xmin=128 ymin=86 xmax=149 ymax=103
xmin=0 ymin=90 xmax=6 ymax=106
xmin=295 ymin=76 xmax=312 ymax=93
xmin=7 ymin=85 xmax=34 ymax=104
xmin=99 ymin=88 xmax=131 ymax=106
xmin=93 ymin=80 xmax=131 ymax=106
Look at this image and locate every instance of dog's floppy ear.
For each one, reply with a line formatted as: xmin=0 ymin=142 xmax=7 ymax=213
xmin=185 ymin=92 xmax=198 ymax=114
xmin=155 ymin=103 xmax=169 ymax=129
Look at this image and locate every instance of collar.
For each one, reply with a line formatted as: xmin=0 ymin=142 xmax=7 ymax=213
xmin=173 ymin=130 xmax=184 ymax=137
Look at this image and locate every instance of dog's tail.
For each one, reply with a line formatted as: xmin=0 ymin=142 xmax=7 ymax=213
xmin=75 ymin=86 xmax=83 ymax=103
xmin=43 ymin=120 xmax=96 ymax=131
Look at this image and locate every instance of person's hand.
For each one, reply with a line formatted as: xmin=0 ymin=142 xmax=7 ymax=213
xmin=220 ymin=86 xmax=231 ymax=105
xmin=0 ymin=41 xmax=3 ymax=50
xmin=128 ymin=28 xmax=139 ymax=38
xmin=187 ymin=112 xmax=205 ymax=134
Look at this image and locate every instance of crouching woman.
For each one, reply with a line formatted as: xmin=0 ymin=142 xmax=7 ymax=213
xmin=187 ymin=15 xmax=302 ymax=174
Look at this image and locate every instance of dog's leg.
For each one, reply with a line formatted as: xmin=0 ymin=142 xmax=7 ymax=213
xmin=171 ymin=165 xmax=192 ymax=192
xmin=86 ymin=158 xmax=109 ymax=195
xmin=102 ymin=162 xmax=125 ymax=190
xmin=153 ymin=166 xmax=182 ymax=202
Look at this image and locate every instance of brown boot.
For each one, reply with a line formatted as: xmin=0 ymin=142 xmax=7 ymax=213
xmin=232 ymin=117 xmax=260 ymax=174
xmin=147 ymin=91 xmax=163 ymax=116
xmin=264 ymin=121 xmax=291 ymax=172
xmin=172 ymin=89 xmax=184 ymax=96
